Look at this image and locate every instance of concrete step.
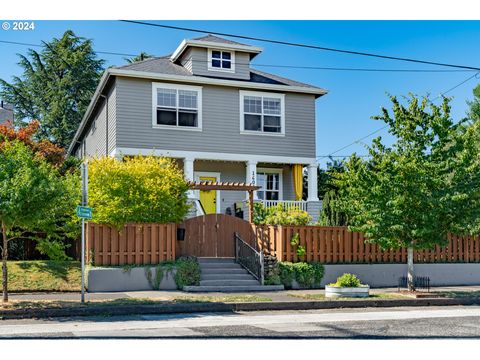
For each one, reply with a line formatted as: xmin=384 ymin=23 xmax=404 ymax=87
xmin=183 ymin=285 xmax=285 ymax=292
xmin=200 ymin=268 xmax=248 ymax=275
xmin=201 ymin=273 xmax=253 ymax=281
xmin=200 ymin=279 xmax=260 ymax=286
xmin=198 ymin=257 xmax=235 ymax=264
xmin=199 ymin=263 xmax=242 ymax=269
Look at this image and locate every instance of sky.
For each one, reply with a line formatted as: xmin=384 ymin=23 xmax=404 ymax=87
xmin=1 ymin=20 xmax=479 ymax=167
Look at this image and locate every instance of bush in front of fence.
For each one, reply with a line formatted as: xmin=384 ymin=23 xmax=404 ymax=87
xmin=265 ymin=261 xmax=324 ymax=289
xmin=88 ymin=156 xmax=189 ymax=228
xmin=253 ymin=203 xmax=312 ymax=226
xmin=174 ymin=256 xmax=201 ymax=288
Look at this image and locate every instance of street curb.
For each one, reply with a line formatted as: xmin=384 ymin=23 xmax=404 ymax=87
xmin=1 ymin=297 xmax=480 ymax=320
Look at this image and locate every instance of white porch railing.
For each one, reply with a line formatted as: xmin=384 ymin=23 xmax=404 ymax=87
xmin=260 ymin=200 xmax=307 ymax=211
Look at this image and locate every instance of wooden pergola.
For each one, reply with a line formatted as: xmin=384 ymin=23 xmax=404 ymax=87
xmin=187 ymin=181 xmax=261 ymax=222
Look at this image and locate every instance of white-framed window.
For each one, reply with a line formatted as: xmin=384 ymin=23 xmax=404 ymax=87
xmin=152 ymin=82 xmax=202 ymax=130
xmin=208 ymin=49 xmax=235 ymax=72
xmin=240 ymin=91 xmax=285 ymax=136
xmin=257 ymin=168 xmax=283 ymax=201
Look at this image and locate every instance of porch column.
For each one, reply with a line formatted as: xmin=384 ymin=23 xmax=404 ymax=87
xmin=183 ymin=157 xmax=195 ymax=199
xmin=307 ymin=163 xmax=319 ymax=202
xmin=246 ymin=160 xmax=258 ymax=200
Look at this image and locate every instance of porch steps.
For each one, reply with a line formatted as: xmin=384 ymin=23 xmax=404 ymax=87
xmin=183 ymin=258 xmax=284 ymax=292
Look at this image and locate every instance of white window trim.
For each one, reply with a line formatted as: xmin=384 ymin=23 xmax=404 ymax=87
xmin=207 ymin=48 xmax=235 ymax=73
xmin=194 ymin=171 xmax=221 ymax=214
xmin=239 ymin=90 xmax=285 ymax=137
xmin=152 ymin=82 xmax=203 ymax=131
xmin=257 ymin=167 xmax=283 ymax=201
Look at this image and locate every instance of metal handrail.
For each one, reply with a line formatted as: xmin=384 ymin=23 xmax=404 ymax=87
xmin=234 ymin=232 xmax=264 ymax=285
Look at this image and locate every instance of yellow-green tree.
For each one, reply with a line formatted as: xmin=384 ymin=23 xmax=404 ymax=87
xmin=88 ymin=156 xmax=189 ymax=228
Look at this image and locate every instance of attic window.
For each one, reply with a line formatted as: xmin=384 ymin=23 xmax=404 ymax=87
xmin=208 ymin=49 xmax=235 ymax=72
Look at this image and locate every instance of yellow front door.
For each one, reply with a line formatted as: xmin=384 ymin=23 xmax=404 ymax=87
xmin=199 ymin=176 xmax=217 ymax=214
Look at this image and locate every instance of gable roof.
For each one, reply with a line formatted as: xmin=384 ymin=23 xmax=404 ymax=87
xmin=170 ymin=35 xmax=263 ymax=62
xmin=192 ymin=34 xmax=250 ymax=47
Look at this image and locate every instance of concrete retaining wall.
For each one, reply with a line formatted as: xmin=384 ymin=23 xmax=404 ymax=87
xmin=320 ymin=263 xmax=480 ymax=287
xmin=87 ymin=267 xmax=177 ymax=292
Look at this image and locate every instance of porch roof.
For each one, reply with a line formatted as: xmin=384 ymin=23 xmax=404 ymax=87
xmin=187 ymin=181 xmax=260 ymax=191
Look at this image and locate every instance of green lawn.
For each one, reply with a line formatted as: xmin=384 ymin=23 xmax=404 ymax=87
xmin=6 ymin=261 xmax=81 ymax=292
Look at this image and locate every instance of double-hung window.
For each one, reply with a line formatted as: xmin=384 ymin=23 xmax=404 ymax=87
xmin=153 ymin=83 xmax=202 ymax=130
xmin=257 ymin=169 xmax=283 ymax=201
xmin=240 ymin=91 xmax=285 ymax=135
xmin=208 ymin=49 xmax=235 ymax=72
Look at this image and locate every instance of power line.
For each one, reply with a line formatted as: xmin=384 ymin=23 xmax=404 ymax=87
xmin=2 ymin=39 xmax=477 ymax=74
xmin=319 ymin=72 xmax=480 ymax=159
xmin=0 ymin=40 xmax=138 ymax=57
xmin=120 ymin=20 xmax=480 ymax=71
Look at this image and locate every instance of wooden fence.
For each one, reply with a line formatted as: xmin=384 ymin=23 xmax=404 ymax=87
xmin=86 ymin=223 xmax=177 ymax=266
xmin=254 ymin=225 xmax=480 ymax=263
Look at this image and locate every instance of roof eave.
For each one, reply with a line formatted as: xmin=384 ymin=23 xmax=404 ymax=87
xmin=110 ymin=68 xmax=327 ymax=96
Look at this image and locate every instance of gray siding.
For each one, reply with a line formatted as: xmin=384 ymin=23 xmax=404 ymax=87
xmin=180 ymin=47 xmax=250 ymax=80
xmin=115 ymin=77 xmax=316 ymax=158
xmin=180 ymin=48 xmax=193 ymax=73
xmin=82 ymin=83 xmax=117 ymax=158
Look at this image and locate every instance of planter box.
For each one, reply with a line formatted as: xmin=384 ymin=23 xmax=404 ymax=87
xmin=325 ymin=285 xmax=370 ymax=298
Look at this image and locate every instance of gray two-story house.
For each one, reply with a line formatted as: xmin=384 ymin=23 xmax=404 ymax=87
xmin=68 ymin=35 xmax=327 ymax=221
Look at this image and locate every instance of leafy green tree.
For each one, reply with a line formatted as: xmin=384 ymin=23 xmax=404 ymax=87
xmin=0 ymin=30 xmax=104 ymax=148
xmin=468 ymin=84 xmax=480 ymax=122
xmin=1 ymin=141 xmax=79 ymax=302
xmin=319 ymin=189 xmax=348 ymax=226
xmin=316 ymin=160 xmax=348 ymax=226
xmin=335 ymin=95 xmax=480 ymax=291
xmin=125 ymin=52 xmax=153 ymax=64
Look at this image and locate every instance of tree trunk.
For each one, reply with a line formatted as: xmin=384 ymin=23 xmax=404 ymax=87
xmin=2 ymin=221 xmax=8 ymax=303
xmin=407 ymin=246 xmax=415 ymax=292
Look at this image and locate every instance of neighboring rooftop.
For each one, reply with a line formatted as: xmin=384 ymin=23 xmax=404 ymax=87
xmin=0 ymin=101 xmax=14 ymax=124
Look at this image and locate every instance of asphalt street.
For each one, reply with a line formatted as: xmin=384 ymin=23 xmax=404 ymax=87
xmin=1 ymin=305 xmax=480 ymax=339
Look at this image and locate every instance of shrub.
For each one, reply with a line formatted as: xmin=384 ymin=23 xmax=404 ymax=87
xmin=329 ymin=273 xmax=363 ymax=287
xmin=88 ymin=155 xmax=189 ymax=228
xmin=36 ymin=239 xmax=72 ymax=261
xmin=253 ymin=203 xmax=312 ymax=226
xmin=277 ymin=261 xmax=324 ymax=289
xmin=174 ymin=256 xmax=200 ymax=288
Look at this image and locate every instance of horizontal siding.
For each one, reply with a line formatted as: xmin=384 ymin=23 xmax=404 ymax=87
xmin=189 ymin=47 xmax=250 ymax=80
xmin=84 ymin=100 xmax=106 ymax=157
xmin=83 ymin=84 xmax=116 ymax=158
xmin=180 ymin=48 xmax=193 ymax=73
xmin=115 ymin=77 xmax=316 ymax=158
xmin=107 ymin=84 xmax=117 ymax=155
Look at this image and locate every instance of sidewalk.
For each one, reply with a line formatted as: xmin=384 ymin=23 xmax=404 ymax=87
xmin=9 ymin=285 xmax=480 ymax=303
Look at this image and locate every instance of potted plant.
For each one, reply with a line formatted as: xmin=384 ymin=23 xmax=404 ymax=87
xmin=325 ymin=273 xmax=369 ymax=298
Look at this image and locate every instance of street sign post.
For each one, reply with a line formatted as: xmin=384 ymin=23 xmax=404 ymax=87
xmin=79 ymin=162 xmax=89 ymax=303
xmin=76 ymin=206 xmax=93 ymax=219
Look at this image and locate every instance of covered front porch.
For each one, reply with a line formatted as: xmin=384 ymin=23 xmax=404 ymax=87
xmin=180 ymin=157 xmax=321 ymax=222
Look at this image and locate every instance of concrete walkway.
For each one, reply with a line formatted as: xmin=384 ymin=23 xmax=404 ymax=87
xmin=9 ymin=285 xmax=480 ymax=303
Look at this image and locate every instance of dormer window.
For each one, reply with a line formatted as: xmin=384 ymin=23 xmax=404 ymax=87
xmin=208 ymin=49 xmax=235 ymax=72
